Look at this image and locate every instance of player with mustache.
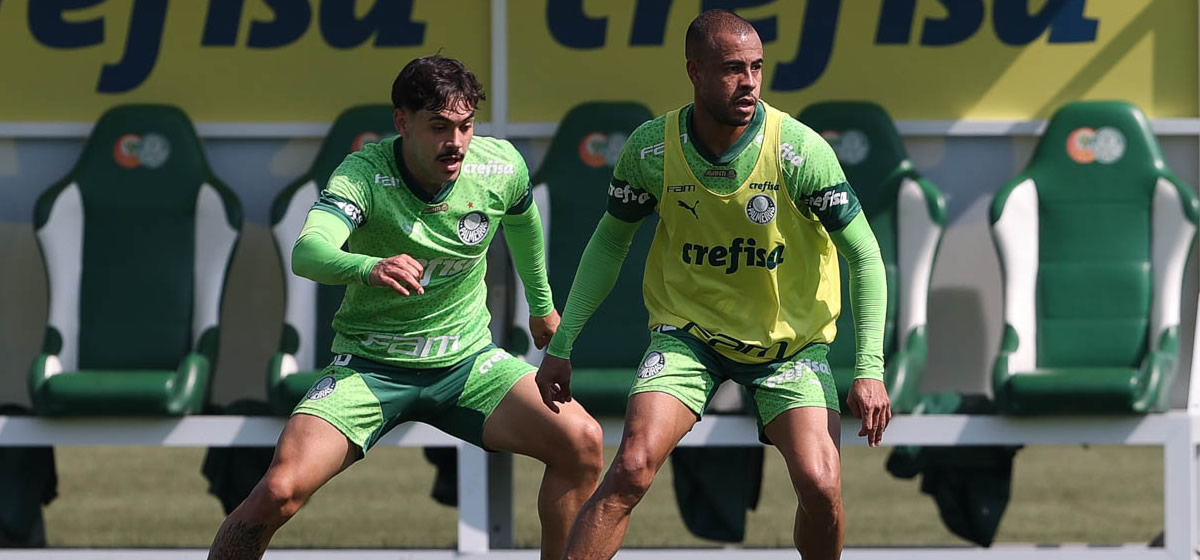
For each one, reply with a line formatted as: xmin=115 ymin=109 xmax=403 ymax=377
xmin=208 ymin=55 xmax=603 ymax=560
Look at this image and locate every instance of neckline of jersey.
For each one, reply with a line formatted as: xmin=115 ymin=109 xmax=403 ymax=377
xmin=683 ymin=101 xmax=765 ymax=167
xmin=392 ymin=136 xmax=457 ymax=205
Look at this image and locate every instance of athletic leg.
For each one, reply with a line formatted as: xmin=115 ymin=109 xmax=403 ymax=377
xmin=207 ymin=413 xmax=357 ymax=559
xmin=764 ymin=407 xmax=844 ymax=560
xmin=563 ymin=391 xmax=698 ymax=560
xmin=481 ymin=374 xmax=604 ymax=559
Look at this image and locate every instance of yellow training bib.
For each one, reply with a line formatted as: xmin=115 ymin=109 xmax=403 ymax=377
xmin=643 ymin=102 xmax=840 ymax=363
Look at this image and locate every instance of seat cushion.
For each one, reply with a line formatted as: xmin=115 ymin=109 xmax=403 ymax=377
xmin=41 ymin=370 xmax=181 ymax=415
xmin=1003 ymin=367 xmax=1140 ymax=414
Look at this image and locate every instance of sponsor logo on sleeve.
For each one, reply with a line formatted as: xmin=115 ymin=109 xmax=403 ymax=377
xmin=333 ymin=200 xmax=364 ymax=226
xmin=609 ymin=183 xmax=652 ymax=205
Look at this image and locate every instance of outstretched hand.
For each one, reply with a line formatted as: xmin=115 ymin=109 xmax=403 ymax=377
xmin=846 ymin=378 xmax=892 ymax=447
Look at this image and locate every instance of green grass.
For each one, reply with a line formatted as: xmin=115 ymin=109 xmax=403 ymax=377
xmin=42 ymin=444 xmax=1163 ymax=549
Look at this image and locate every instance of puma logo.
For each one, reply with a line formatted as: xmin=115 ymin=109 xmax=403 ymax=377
xmin=678 ymin=199 xmax=699 ymax=219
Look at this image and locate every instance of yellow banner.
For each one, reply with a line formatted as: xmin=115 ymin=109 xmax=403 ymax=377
xmin=0 ymin=1 xmax=1193 ymax=124
xmin=0 ymin=1 xmax=490 ymax=122
xmin=509 ymin=0 xmax=1197 ymax=122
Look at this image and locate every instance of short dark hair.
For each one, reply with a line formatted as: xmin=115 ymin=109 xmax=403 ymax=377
xmin=391 ymin=55 xmax=486 ymax=114
xmin=685 ymin=9 xmax=757 ymax=60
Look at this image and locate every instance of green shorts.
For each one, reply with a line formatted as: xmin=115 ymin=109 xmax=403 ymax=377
xmin=292 ymin=345 xmax=533 ymax=453
xmin=632 ymin=329 xmax=839 ymax=436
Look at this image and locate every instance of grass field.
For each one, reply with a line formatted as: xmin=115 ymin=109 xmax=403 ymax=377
xmin=39 ymin=443 xmax=1163 ymax=550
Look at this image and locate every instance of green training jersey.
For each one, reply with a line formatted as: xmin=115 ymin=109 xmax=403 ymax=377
xmin=313 ymin=135 xmax=533 ymax=368
xmin=607 ymin=102 xmax=860 ymax=230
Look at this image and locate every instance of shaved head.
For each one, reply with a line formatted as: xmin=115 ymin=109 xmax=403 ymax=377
xmin=683 ymin=9 xmax=763 ymax=128
xmin=685 ymin=9 xmax=758 ymax=61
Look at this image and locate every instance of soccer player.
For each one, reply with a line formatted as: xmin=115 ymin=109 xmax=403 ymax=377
xmin=207 ymin=55 xmax=603 ymax=560
xmin=536 ymin=10 xmax=891 ymax=559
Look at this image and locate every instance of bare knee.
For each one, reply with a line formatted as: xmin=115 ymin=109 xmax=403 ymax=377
xmin=244 ymin=470 xmax=310 ymax=524
xmin=793 ymin=459 xmax=842 ymax=512
xmin=603 ymin=447 xmax=660 ymax=506
xmin=545 ymin=415 xmax=604 ymax=479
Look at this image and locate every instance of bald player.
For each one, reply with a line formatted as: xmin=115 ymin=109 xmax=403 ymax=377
xmin=537 ymin=9 xmax=891 ymax=559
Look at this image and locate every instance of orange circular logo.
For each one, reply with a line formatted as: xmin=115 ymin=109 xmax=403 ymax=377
xmin=351 ymin=131 xmax=382 ymax=152
xmin=578 ymin=132 xmax=608 ymax=168
xmin=1066 ymin=127 xmax=1097 ymax=164
xmin=113 ymin=134 xmax=141 ymax=168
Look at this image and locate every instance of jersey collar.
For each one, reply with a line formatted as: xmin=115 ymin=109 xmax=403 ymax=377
xmin=393 ymin=136 xmax=457 ymax=204
xmin=684 ymin=101 xmax=765 ymax=167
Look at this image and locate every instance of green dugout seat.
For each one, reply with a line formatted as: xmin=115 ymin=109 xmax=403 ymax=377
xmin=509 ymin=102 xmax=655 ymax=416
xmin=267 ymin=105 xmax=396 ymax=415
xmin=797 ymin=101 xmax=946 ymax=413
xmin=990 ymin=101 xmax=1197 ymax=414
xmin=29 ymin=105 xmax=242 ymax=415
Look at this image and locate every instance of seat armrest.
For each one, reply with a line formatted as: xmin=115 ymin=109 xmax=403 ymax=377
xmin=992 ymin=325 xmax=1020 ymax=409
xmin=166 ymin=352 xmax=211 ymax=415
xmin=1134 ymin=327 xmax=1180 ymax=413
xmin=884 ymin=326 xmax=928 ymax=413
xmin=28 ymin=354 xmax=63 ymax=413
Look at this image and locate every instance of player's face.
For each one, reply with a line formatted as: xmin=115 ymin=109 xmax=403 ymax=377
xmin=691 ymin=30 xmax=763 ymax=127
xmin=395 ymin=100 xmax=476 ymax=186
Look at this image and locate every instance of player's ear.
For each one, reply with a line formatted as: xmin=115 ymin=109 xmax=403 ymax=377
xmin=393 ymin=108 xmax=408 ymax=136
xmin=685 ymin=59 xmax=701 ymax=88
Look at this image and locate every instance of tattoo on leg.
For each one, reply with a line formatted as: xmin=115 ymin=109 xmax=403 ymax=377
xmin=209 ymin=519 xmax=269 ymax=560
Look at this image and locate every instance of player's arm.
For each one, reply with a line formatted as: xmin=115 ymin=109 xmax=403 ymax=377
xmin=536 ymin=211 xmax=643 ymax=411
xmin=502 ymin=188 xmax=554 ymax=316
xmin=827 ymin=214 xmax=885 ymax=382
xmin=500 ymin=147 xmax=557 ymax=347
xmin=788 ymin=120 xmax=890 ymax=445
xmin=545 ymin=212 xmax=644 ymax=359
xmin=293 ymin=168 xmax=425 ymax=295
xmin=545 ymin=130 xmax=661 ymax=360
xmin=829 ymin=213 xmax=890 ymax=446
xmin=292 ymin=208 xmax=379 ymax=285
xmin=784 ymin=121 xmax=883 ymax=380
xmin=537 ymin=127 xmax=659 ymax=410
